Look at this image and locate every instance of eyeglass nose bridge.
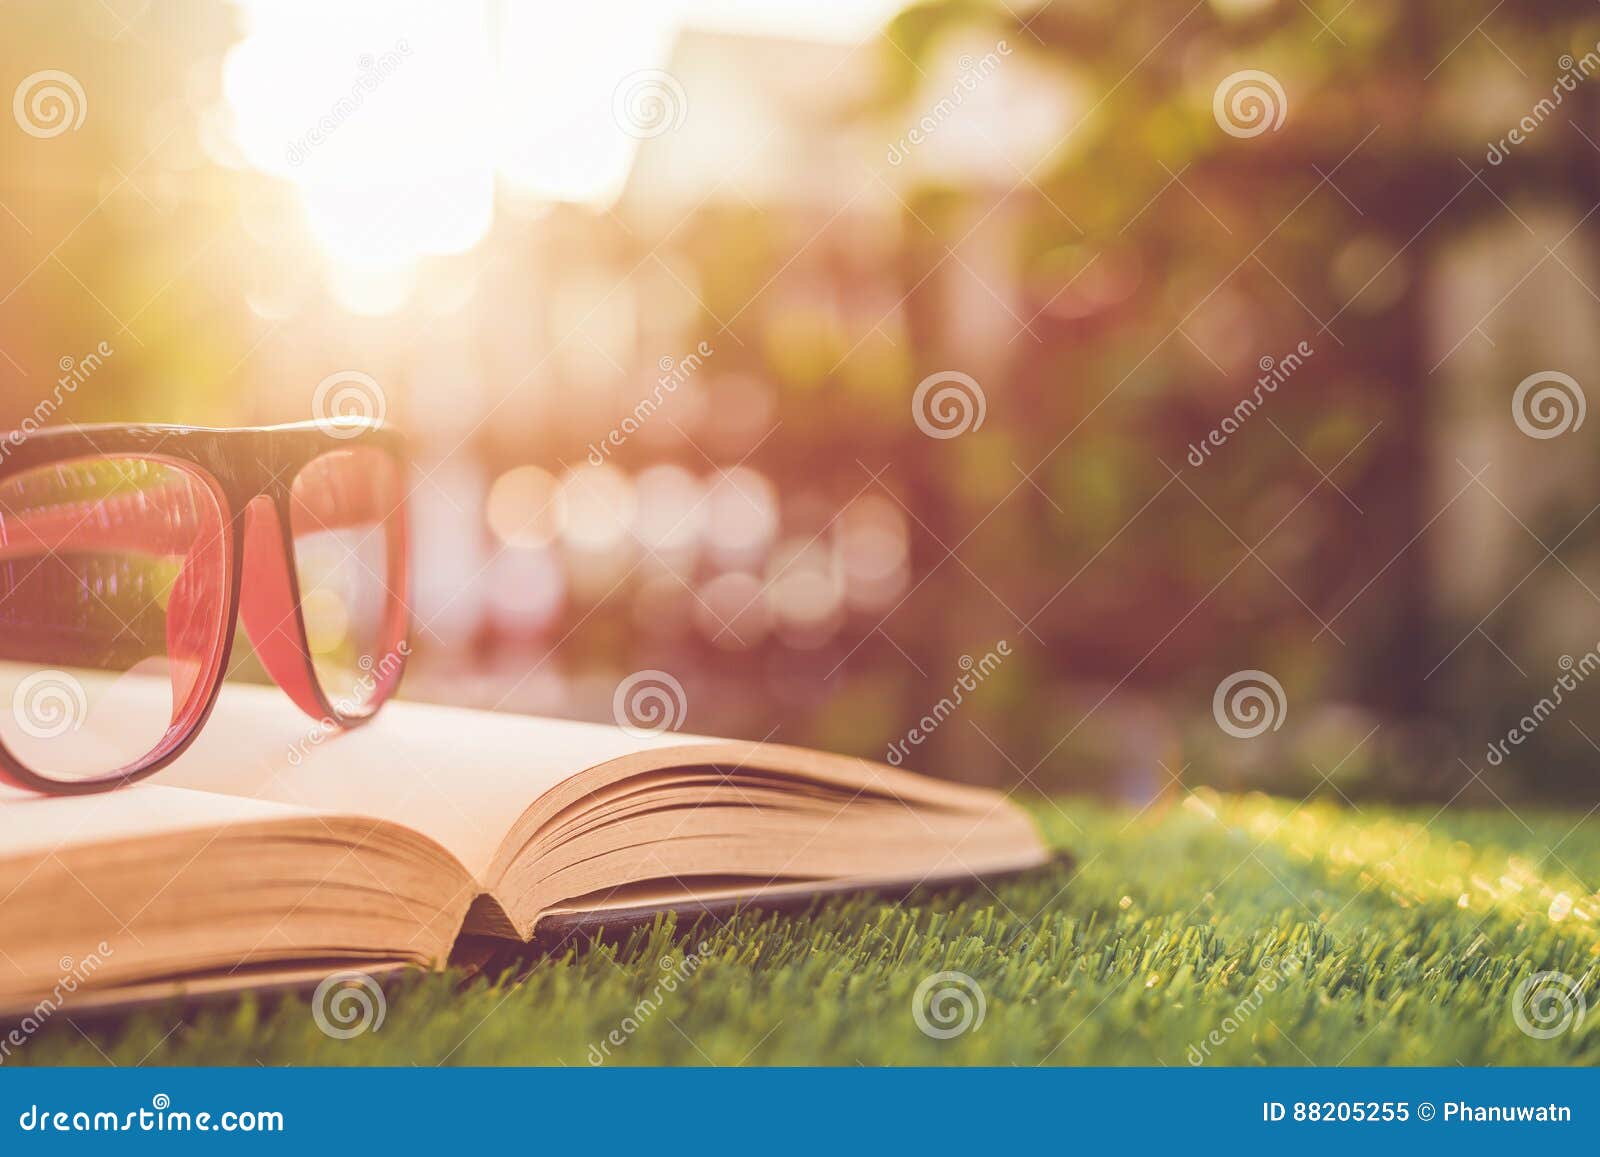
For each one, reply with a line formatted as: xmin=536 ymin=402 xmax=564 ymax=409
xmin=237 ymin=494 xmax=328 ymax=722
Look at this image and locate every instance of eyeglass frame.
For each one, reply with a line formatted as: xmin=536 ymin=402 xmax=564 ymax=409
xmin=0 ymin=420 xmax=410 ymax=796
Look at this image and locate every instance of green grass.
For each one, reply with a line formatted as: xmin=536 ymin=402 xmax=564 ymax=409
xmin=17 ymin=791 xmax=1600 ymax=1066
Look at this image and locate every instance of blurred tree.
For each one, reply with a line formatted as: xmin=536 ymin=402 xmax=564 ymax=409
xmin=861 ymin=0 xmax=1600 ymax=800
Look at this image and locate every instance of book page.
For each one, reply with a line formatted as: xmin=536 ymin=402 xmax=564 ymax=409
xmin=0 ymin=780 xmax=325 ymax=860
xmin=157 ymin=682 xmax=719 ymax=878
xmin=0 ymin=671 xmax=998 ymax=883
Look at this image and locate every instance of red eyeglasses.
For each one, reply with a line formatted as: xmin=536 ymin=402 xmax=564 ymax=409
xmin=0 ymin=421 xmax=409 ymax=795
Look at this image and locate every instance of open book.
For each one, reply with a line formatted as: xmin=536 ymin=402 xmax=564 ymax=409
xmin=0 ymin=684 xmax=1047 ymax=1014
